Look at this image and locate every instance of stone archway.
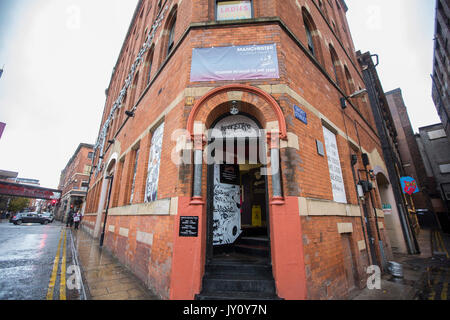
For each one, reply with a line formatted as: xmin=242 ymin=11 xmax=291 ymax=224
xmin=375 ymin=171 xmax=406 ymax=254
xmin=93 ymin=153 xmax=118 ymax=238
xmin=186 ymin=84 xmax=287 ymax=205
xmin=170 ymin=85 xmax=307 ymax=300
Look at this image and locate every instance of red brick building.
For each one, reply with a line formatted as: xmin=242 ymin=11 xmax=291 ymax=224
xmin=57 ymin=143 xmax=94 ymax=221
xmin=83 ymin=0 xmax=395 ymax=300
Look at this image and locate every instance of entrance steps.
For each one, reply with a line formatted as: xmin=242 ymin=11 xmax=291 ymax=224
xmin=196 ymin=234 xmax=281 ymax=300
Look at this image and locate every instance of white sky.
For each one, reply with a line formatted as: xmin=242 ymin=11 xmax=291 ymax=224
xmin=0 ymin=0 xmax=440 ymax=189
xmin=0 ymin=0 xmax=139 ymax=188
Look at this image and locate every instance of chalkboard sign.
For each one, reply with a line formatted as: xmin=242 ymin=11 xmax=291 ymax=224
xmin=220 ymin=164 xmax=240 ymax=185
xmin=179 ymin=216 xmax=199 ymax=237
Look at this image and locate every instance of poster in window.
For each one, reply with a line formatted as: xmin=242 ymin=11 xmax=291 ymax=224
xmin=217 ymin=1 xmax=252 ymax=21
xmin=213 ymin=164 xmax=242 ymax=245
xmin=323 ymin=126 xmax=347 ymax=204
xmin=145 ymin=123 xmax=165 ymax=203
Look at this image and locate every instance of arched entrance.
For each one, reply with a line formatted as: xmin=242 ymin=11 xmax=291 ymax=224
xmin=375 ymin=171 xmax=406 ymax=254
xmin=206 ymin=113 xmax=270 ymax=259
xmin=199 ymin=109 xmax=278 ymax=299
xmin=170 ymin=85 xmax=307 ymax=300
xmin=93 ymin=154 xmax=117 ymax=239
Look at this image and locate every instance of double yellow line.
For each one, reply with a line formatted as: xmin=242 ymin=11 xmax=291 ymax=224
xmin=46 ymin=228 xmax=68 ymax=300
xmin=433 ymin=230 xmax=449 ymax=259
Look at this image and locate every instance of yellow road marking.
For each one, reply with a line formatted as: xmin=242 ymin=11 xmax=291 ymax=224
xmin=46 ymin=229 xmax=64 ymax=300
xmin=437 ymin=231 xmax=449 ymax=258
xmin=429 ymin=291 xmax=436 ymax=300
xmin=434 ymin=231 xmax=442 ymax=252
xmin=434 ymin=270 xmax=442 ymax=285
xmin=441 ymin=283 xmax=448 ymax=300
xmin=59 ymin=229 xmax=67 ymax=300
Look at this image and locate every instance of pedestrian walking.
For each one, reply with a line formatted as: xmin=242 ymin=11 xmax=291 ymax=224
xmin=66 ymin=210 xmax=74 ymax=228
xmin=73 ymin=211 xmax=81 ymax=230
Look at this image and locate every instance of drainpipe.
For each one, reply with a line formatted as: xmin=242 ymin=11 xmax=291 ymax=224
xmin=360 ymin=54 xmax=418 ymax=254
xmin=99 ymin=174 xmax=114 ymax=247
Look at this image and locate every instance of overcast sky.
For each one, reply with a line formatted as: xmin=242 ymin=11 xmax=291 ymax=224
xmin=0 ymin=0 xmax=440 ymax=189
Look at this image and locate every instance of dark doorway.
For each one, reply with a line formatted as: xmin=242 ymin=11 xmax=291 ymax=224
xmin=197 ymin=113 xmax=278 ymax=300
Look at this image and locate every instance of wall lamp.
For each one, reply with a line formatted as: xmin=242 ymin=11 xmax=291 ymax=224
xmin=340 ymin=89 xmax=368 ymax=109
xmin=230 ymin=100 xmax=239 ymax=115
xmin=125 ymin=110 xmax=135 ymax=118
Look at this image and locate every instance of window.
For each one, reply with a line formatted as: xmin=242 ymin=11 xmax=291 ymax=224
xmin=129 ymin=148 xmax=140 ymax=204
xmin=145 ymin=46 xmax=154 ymax=85
xmin=344 ymin=66 xmax=355 ymax=96
xmin=439 ymin=163 xmax=450 ymax=174
xmin=84 ymin=165 xmax=92 ymax=175
xmin=305 ymin=20 xmax=315 ymax=56
xmin=129 ymin=72 xmax=139 ymax=110
xmin=167 ymin=16 xmax=176 ymax=56
xmin=302 ymin=8 xmax=321 ymax=62
xmin=329 ymin=45 xmax=341 ymax=86
xmin=145 ymin=123 xmax=165 ymax=203
xmin=427 ymin=129 xmax=446 ymax=140
xmin=216 ymin=0 xmax=252 ymax=21
xmin=88 ymin=152 xmax=94 ymax=159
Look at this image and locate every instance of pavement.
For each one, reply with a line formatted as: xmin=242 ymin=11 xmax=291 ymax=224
xmin=2 ymin=217 xmax=448 ymax=301
xmin=70 ymin=226 xmax=159 ymax=300
xmin=351 ymin=228 xmax=450 ymax=300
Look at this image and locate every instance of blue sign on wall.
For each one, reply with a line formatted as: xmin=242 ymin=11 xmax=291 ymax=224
xmin=294 ymin=105 xmax=307 ymax=124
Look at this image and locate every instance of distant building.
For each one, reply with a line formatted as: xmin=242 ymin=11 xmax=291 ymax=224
xmin=56 ymin=143 xmax=94 ymax=221
xmin=0 ymin=170 xmax=18 ymax=182
xmin=0 ymin=171 xmax=41 ymax=212
xmin=357 ymin=52 xmax=420 ymax=254
xmin=386 ymin=89 xmax=439 ymax=230
xmin=431 ymin=0 xmax=449 ymax=137
xmin=416 ymin=123 xmax=450 ymax=233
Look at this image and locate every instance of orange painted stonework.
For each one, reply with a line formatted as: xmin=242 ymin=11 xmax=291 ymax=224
xmin=169 ymin=197 xmax=206 ymax=300
xmin=269 ymin=197 xmax=307 ymax=300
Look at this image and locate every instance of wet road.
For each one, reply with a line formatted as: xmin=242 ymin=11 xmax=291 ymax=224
xmin=0 ymin=220 xmax=81 ymax=300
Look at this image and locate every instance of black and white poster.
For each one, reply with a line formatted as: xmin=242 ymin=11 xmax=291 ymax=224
xmin=213 ymin=164 xmax=242 ymax=245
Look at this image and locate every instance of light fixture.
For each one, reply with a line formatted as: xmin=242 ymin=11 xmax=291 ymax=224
xmin=108 ymin=139 xmax=115 ymax=144
xmin=348 ymin=89 xmax=367 ymax=99
xmin=125 ymin=110 xmax=135 ymax=117
xmin=230 ymin=100 xmax=239 ymax=115
xmin=340 ymin=89 xmax=368 ymax=109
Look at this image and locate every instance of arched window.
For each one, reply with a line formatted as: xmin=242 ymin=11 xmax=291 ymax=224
xmin=145 ymin=46 xmax=154 ymax=86
xmin=329 ymin=45 xmax=341 ymax=86
xmin=344 ymin=66 xmax=355 ymax=96
xmin=166 ymin=11 xmax=177 ymax=57
xmin=129 ymin=71 xmax=140 ymax=110
xmin=303 ymin=14 xmax=315 ymax=56
xmin=318 ymin=0 xmax=329 ymax=21
xmin=302 ymin=8 xmax=323 ymax=64
xmin=344 ymin=66 xmax=361 ymax=110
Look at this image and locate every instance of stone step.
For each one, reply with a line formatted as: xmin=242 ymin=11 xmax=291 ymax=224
xmin=195 ymin=291 xmax=283 ymax=300
xmin=202 ymin=275 xmax=276 ymax=293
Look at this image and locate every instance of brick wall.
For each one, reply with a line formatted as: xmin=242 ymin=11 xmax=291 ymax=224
xmin=83 ymin=0 xmax=393 ymax=300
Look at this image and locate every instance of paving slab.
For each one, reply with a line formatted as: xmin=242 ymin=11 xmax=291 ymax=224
xmin=71 ymin=228 xmax=159 ymax=300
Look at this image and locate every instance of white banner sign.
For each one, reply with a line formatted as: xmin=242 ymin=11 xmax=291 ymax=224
xmin=323 ymin=126 xmax=347 ymax=204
